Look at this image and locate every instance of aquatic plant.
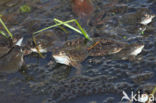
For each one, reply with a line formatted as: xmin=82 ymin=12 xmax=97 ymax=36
xmin=0 ymin=15 xmax=13 ymax=39
xmin=152 ymin=86 xmax=156 ymax=95
xmin=0 ymin=30 xmax=8 ymax=38
xmin=33 ymin=18 xmax=92 ymax=58
xmin=141 ymin=31 xmax=144 ymax=35
xmin=32 ymin=36 xmax=45 ymax=58
xmin=20 ymin=4 xmax=31 ymax=13
xmin=123 ymin=35 xmax=127 ymax=39
xmin=33 ymin=18 xmax=92 ymax=41
xmin=53 ymin=19 xmax=69 ymax=34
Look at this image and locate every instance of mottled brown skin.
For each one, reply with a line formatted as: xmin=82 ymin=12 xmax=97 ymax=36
xmin=62 ymin=37 xmax=127 ymax=56
xmin=65 ymin=48 xmax=88 ymax=74
xmin=52 ymin=37 xmax=144 ymax=75
xmin=71 ymin=0 xmax=94 ymax=19
xmin=0 ymin=46 xmax=23 ymax=73
xmin=63 ymin=37 xmax=90 ymax=50
xmin=0 ymin=36 xmax=13 ymax=57
xmin=52 ymin=46 xmax=88 ymax=75
xmin=32 ymin=31 xmax=59 ymax=49
xmin=0 ymin=34 xmax=23 ymax=57
xmin=88 ymin=38 xmax=127 ymax=56
xmin=35 ymin=36 xmax=142 ymax=58
xmin=113 ymin=43 xmax=144 ymax=60
xmin=27 ymin=30 xmax=67 ymax=54
xmin=52 ymin=37 xmax=128 ymax=74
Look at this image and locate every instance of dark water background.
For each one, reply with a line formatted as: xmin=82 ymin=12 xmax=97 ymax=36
xmin=0 ymin=0 xmax=156 ymax=103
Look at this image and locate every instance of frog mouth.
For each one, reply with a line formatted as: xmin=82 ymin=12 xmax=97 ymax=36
xmin=130 ymin=45 xmax=144 ymax=56
xmin=53 ymin=53 xmax=70 ymax=65
xmin=140 ymin=14 xmax=155 ymax=25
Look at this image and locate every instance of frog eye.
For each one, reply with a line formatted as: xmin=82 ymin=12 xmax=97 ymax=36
xmin=60 ymin=51 xmax=65 ymax=54
xmin=61 ymin=51 xmax=65 ymax=53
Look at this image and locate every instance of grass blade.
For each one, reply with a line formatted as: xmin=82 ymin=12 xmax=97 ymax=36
xmin=0 ymin=15 xmax=13 ymax=39
xmin=152 ymin=86 xmax=156 ymax=95
xmin=32 ymin=36 xmax=45 ymax=58
xmin=33 ymin=18 xmax=92 ymax=41
xmin=54 ymin=19 xmax=92 ymax=41
xmin=0 ymin=30 xmax=8 ymax=38
xmin=54 ymin=20 xmax=69 ymax=34
xmin=54 ymin=19 xmax=82 ymax=34
xmin=33 ymin=21 xmax=70 ymax=35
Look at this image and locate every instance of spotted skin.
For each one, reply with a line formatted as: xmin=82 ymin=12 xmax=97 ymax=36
xmin=52 ymin=37 xmax=144 ymax=74
xmin=0 ymin=46 xmax=24 ymax=73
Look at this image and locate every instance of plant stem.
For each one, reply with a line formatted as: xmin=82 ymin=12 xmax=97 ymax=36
xmin=54 ymin=19 xmax=92 ymax=41
xmin=152 ymin=86 xmax=156 ymax=95
xmin=0 ymin=30 xmax=8 ymax=38
xmin=0 ymin=17 xmax=13 ymax=39
xmin=33 ymin=19 xmax=80 ymax=35
xmin=54 ymin=20 xmax=69 ymax=34
xmin=54 ymin=19 xmax=82 ymax=34
xmin=32 ymin=36 xmax=45 ymax=58
xmin=33 ymin=18 xmax=92 ymax=41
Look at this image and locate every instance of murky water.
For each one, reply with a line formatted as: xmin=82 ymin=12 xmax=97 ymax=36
xmin=0 ymin=0 xmax=156 ymax=103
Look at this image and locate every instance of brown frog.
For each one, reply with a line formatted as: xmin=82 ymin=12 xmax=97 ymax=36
xmin=51 ymin=37 xmax=144 ymax=74
xmin=0 ymin=37 xmax=24 ymax=73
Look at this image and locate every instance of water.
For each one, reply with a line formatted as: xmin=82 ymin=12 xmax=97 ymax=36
xmin=0 ymin=0 xmax=156 ymax=103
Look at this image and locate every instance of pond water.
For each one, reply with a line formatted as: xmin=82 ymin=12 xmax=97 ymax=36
xmin=0 ymin=0 xmax=156 ymax=103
